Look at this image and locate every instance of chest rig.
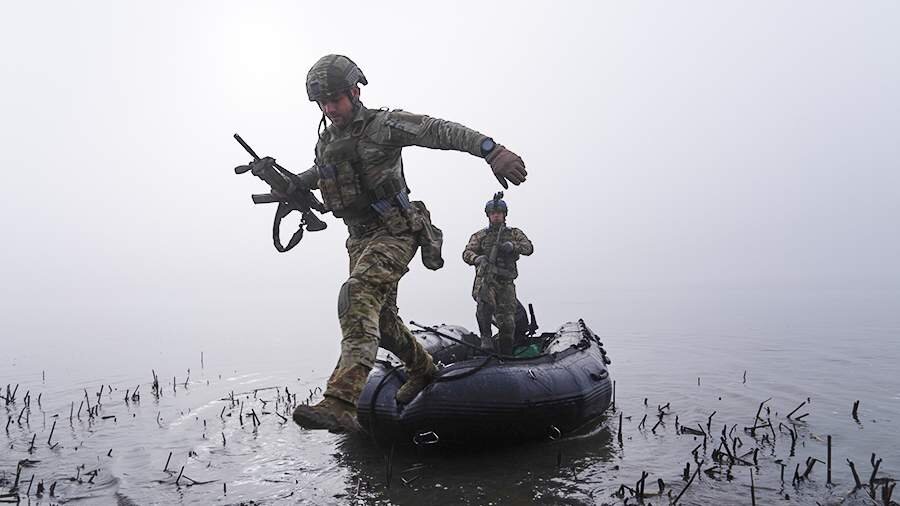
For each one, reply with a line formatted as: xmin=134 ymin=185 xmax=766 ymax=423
xmin=316 ymin=130 xmax=367 ymax=218
xmin=480 ymin=227 xmax=518 ymax=279
xmin=316 ymin=114 xmax=408 ymax=221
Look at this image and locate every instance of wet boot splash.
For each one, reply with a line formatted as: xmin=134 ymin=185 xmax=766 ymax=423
xmin=292 ymin=397 xmax=362 ymax=433
xmin=395 ymin=363 xmax=437 ymax=405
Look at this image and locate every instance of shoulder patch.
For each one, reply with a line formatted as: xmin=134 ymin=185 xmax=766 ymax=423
xmin=384 ymin=110 xmax=424 ymax=136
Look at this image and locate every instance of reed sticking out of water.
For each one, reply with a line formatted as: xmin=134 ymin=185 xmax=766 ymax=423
xmin=743 ymin=370 xmax=747 ymax=384
xmin=28 ymin=434 xmax=36 ymax=453
xmin=223 ymin=482 xmax=227 ymax=495
xmin=175 ymin=466 xmax=184 ymax=486
xmin=869 ymin=453 xmax=882 ymax=497
xmin=827 ymin=435 xmax=832 ymax=485
xmin=151 ymin=370 xmax=160 ymax=398
xmin=750 ymin=468 xmax=756 ymax=505
xmin=786 ymin=400 xmax=807 ymax=419
xmin=673 ymin=460 xmax=703 ymax=504
xmin=651 ymin=419 xmax=662 ymax=434
xmin=707 ymin=411 xmax=716 ymax=433
xmin=788 ymin=428 xmax=797 ymax=456
xmin=638 ymin=414 xmax=647 ymax=429
xmin=635 ymin=471 xmax=648 ymax=500
xmin=802 ymin=457 xmax=823 ymax=480
xmin=222 ymin=432 xmax=226 ymax=446
xmin=847 ymin=459 xmax=862 ymax=488
xmin=47 ymin=420 xmax=56 ymax=446
xmin=164 ymin=451 xmax=172 ymax=472
xmin=617 ymin=412 xmax=623 ymax=445
xmin=852 ymin=400 xmax=860 ymax=421
xmin=753 ymin=398 xmax=771 ymax=425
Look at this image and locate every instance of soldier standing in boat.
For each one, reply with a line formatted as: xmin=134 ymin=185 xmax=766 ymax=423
xmin=463 ymin=192 xmax=534 ymax=354
xmin=290 ymin=55 xmax=529 ymax=432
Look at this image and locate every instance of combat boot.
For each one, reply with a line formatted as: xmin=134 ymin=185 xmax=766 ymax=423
xmin=292 ymin=396 xmax=361 ymax=433
xmin=395 ymin=363 xmax=437 ymax=405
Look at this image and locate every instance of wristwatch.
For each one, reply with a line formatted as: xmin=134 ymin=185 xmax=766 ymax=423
xmin=480 ymin=137 xmax=496 ymax=157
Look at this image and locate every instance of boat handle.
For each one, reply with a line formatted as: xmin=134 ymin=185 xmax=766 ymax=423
xmin=547 ymin=425 xmax=562 ymax=440
xmin=413 ymin=431 xmax=440 ymax=446
xmin=589 ymin=370 xmax=609 ymax=381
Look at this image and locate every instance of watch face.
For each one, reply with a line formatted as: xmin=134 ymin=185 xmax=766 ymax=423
xmin=481 ymin=138 xmax=496 ymax=155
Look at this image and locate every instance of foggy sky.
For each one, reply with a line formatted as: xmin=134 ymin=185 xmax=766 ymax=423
xmin=1 ymin=1 xmax=898 ymax=359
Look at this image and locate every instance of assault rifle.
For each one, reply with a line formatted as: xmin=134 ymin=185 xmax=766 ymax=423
xmin=477 ymin=222 xmax=505 ymax=303
xmin=232 ymin=133 xmax=328 ymax=252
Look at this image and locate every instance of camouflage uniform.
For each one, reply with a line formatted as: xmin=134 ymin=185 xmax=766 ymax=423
xmin=297 ymin=104 xmax=492 ymax=406
xmin=462 ymin=224 xmax=533 ymax=352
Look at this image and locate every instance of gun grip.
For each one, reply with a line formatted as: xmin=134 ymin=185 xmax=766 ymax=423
xmin=235 ymin=165 xmax=252 ymax=174
xmin=304 ymin=212 xmax=328 ymax=232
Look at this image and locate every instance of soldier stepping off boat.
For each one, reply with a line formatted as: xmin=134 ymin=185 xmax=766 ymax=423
xmin=291 ymin=54 xmax=529 ymax=433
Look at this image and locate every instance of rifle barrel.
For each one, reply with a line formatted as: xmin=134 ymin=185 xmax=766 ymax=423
xmin=233 ymin=133 xmax=261 ymax=161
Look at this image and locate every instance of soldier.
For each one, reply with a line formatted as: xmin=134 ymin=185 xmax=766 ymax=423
xmin=462 ymin=193 xmax=534 ymax=354
xmin=291 ymin=55 xmax=528 ymax=433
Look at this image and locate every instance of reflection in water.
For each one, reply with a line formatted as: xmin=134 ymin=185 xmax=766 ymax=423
xmin=333 ymin=425 xmax=615 ymax=505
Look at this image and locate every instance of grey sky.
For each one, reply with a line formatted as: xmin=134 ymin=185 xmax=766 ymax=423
xmin=2 ymin=1 xmax=897 ymax=356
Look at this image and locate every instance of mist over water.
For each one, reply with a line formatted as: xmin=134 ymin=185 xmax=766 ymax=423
xmin=2 ymin=0 xmax=899 ymax=504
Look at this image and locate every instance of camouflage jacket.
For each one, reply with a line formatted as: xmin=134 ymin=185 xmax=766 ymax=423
xmin=297 ymin=104 xmax=488 ymax=224
xmin=462 ymin=224 xmax=533 ymax=281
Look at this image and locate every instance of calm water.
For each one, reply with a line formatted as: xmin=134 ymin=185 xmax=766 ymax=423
xmin=2 ymin=287 xmax=899 ymax=505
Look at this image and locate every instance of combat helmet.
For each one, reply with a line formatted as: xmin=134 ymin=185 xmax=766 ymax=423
xmin=484 ymin=191 xmax=508 ymax=215
xmin=306 ymin=54 xmax=367 ymax=102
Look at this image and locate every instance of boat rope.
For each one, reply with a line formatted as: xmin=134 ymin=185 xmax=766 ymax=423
xmin=366 ymin=359 xmax=401 ymax=438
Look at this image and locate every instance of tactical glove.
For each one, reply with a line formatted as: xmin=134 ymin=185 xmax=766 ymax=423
xmin=474 ymin=255 xmax=489 ymax=267
xmin=486 ymin=145 xmax=527 ymax=189
xmin=499 ymin=241 xmax=515 ymax=255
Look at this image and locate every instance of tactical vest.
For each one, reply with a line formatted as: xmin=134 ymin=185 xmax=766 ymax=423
xmin=479 ymin=227 xmax=520 ymax=280
xmin=316 ymin=135 xmax=368 ymax=218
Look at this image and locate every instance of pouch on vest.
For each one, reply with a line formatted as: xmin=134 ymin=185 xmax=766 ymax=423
xmin=318 ymin=138 xmax=364 ymax=216
xmin=410 ymin=201 xmax=444 ymax=270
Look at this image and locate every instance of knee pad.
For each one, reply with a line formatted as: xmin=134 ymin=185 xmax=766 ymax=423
xmin=338 ymin=279 xmax=360 ymax=318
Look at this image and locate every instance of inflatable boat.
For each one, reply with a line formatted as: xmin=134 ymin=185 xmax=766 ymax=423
xmin=356 ymin=318 xmax=612 ymax=446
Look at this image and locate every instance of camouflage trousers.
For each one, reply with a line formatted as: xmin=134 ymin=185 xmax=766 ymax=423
xmin=325 ymin=226 xmax=435 ymax=405
xmin=474 ymin=279 xmax=517 ymax=352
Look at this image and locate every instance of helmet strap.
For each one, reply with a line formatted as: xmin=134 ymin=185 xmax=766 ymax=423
xmin=317 ymin=112 xmax=328 ymax=140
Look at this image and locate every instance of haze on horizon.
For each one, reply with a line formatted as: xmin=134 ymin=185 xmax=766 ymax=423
xmin=1 ymin=1 xmax=897 ymax=362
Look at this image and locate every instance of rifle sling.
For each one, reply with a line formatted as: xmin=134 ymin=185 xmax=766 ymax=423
xmin=272 ymin=202 xmax=304 ymax=252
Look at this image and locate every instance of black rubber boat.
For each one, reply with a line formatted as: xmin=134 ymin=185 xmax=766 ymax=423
xmin=357 ymin=318 xmax=613 ymax=446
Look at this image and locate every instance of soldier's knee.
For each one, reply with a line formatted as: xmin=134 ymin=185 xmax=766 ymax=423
xmin=338 ymin=278 xmax=363 ymax=318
